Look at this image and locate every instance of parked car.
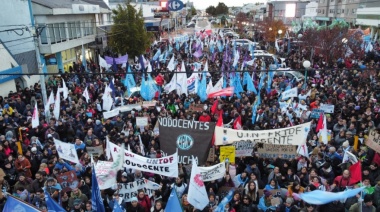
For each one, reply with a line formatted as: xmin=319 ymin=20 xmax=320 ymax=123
xmin=233 ymin=39 xmax=259 ymax=47
xmin=186 ymin=22 xmax=195 ymax=28
xmin=274 ymin=68 xmax=305 ymax=82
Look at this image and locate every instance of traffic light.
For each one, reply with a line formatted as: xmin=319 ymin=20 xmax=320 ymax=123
xmin=160 ymin=0 xmax=168 ymax=11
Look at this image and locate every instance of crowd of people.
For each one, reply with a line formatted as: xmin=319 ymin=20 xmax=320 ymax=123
xmin=0 ymin=26 xmax=380 ymax=212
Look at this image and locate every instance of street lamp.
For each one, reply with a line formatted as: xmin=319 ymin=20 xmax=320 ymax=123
xmin=303 ymin=60 xmax=311 ymax=89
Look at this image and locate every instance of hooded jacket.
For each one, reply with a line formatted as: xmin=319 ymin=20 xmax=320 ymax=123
xmin=68 ymin=189 xmax=88 ymax=208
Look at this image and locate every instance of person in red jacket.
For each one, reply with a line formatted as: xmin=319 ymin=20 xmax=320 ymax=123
xmin=309 ymin=100 xmax=319 ymax=110
xmin=199 ymin=111 xmax=212 ymax=122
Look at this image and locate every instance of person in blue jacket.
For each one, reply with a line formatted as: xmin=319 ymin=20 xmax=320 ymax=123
xmin=258 ymin=191 xmax=277 ymax=212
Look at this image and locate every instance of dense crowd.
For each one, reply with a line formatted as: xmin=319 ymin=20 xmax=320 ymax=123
xmin=0 ymin=28 xmax=380 ymax=212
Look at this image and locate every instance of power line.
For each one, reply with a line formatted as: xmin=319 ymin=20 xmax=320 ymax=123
xmin=0 ymin=67 xmax=378 ymax=75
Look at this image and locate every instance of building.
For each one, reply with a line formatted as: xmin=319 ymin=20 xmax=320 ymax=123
xmin=266 ymin=0 xmax=309 ymax=25
xmin=0 ymin=0 xmax=38 ymax=74
xmin=31 ymin=0 xmax=110 ymax=73
xmin=315 ymin=0 xmax=359 ymax=25
xmin=302 ymin=0 xmax=318 ymax=20
xmin=356 ymin=0 xmax=380 ymax=38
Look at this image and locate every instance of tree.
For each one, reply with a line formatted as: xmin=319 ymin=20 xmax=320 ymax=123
xmin=215 ymin=2 xmax=228 ymax=15
xmin=188 ymin=5 xmax=197 ymax=16
xmin=256 ymin=18 xmax=286 ymax=43
xmin=235 ymin=12 xmax=249 ymax=35
xmin=205 ymin=6 xmax=216 ymax=16
xmin=300 ymin=20 xmax=363 ymax=64
xmin=109 ymin=2 xmax=152 ymax=57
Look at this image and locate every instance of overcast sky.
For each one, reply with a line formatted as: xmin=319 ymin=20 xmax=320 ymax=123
xmin=191 ymin=0 xmax=267 ymax=10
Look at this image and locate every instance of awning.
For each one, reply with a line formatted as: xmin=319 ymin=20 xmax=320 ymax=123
xmin=315 ymin=17 xmax=330 ymax=21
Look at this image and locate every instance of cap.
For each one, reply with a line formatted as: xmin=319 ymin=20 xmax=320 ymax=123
xmin=346 ymin=131 xmax=353 ymax=135
xmin=73 ymin=199 xmax=82 ymax=205
xmin=31 ymin=147 xmax=37 ymax=152
xmin=87 ymin=119 xmax=93 ymax=122
xmin=47 ymin=134 xmax=53 ymax=138
xmin=342 ymin=141 xmax=349 ymax=148
xmin=122 ymin=172 xmax=128 ymax=177
xmin=130 ymin=197 xmax=138 ymax=202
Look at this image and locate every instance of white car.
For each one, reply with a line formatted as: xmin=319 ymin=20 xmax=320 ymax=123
xmin=275 ymin=68 xmax=305 ymax=82
xmin=225 ymin=31 xmax=239 ymax=39
xmin=234 ymin=39 xmax=258 ymax=47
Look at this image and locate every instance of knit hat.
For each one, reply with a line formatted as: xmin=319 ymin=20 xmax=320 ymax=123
xmin=130 ymin=197 xmax=138 ymax=202
xmin=264 ymin=191 xmax=272 ymax=197
xmin=95 ymin=120 xmax=101 ymax=125
xmin=342 ymin=141 xmax=349 ymax=148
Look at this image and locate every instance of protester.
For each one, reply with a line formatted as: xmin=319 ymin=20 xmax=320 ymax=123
xmin=1 ymin=26 xmax=380 ymax=212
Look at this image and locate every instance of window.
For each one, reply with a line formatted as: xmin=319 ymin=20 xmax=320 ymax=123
xmin=39 ymin=24 xmax=48 ymax=44
xmin=68 ymin=22 xmax=74 ymax=40
xmin=352 ymin=8 xmax=356 ymax=13
xmin=342 ymin=9 xmax=344 ymax=13
xmin=76 ymin=21 xmax=81 ymax=38
xmin=60 ymin=23 xmax=66 ymax=41
xmin=54 ymin=23 xmax=60 ymax=43
xmin=48 ymin=24 xmax=56 ymax=44
xmin=330 ymin=0 xmax=334 ymax=2
xmin=322 ymin=9 xmax=325 ymax=14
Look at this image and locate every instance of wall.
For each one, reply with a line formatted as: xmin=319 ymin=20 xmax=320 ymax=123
xmin=0 ymin=0 xmax=37 ymax=74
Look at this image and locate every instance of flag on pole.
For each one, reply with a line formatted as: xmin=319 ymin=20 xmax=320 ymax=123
xmin=83 ymin=87 xmax=90 ymax=103
xmin=210 ymin=100 xmax=218 ymax=115
xmin=233 ymin=116 xmax=242 ymax=130
xmin=167 ymin=55 xmax=175 ymax=71
xmin=61 ymin=79 xmax=69 ymax=100
xmin=165 ymin=188 xmax=182 ymax=211
xmin=349 ymin=162 xmax=362 ymax=183
xmin=211 ymin=111 xmax=223 ymax=146
xmin=208 ymin=87 xmax=234 ymax=98
xmin=317 ymin=114 xmax=328 ymax=144
xmin=44 ymin=188 xmax=66 ymax=212
xmin=44 ymin=91 xmax=54 ymax=115
xmin=105 ymin=137 xmax=111 ymax=160
xmin=92 ymin=165 xmax=106 ymax=212
xmin=297 ymin=143 xmax=309 ymax=158
xmin=112 ymin=199 xmax=124 ymax=212
xmin=3 ymin=195 xmax=40 ymax=212
xmin=53 ymin=89 xmax=60 ymax=120
xmin=82 ymin=43 xmax=87 ymax=72
xmin=138 ymin=135 xmax=145 ymax=156
xmin=275 ymin=39 xmax=280 ymax=52
xmin=32 ymin=102 xmax=39 ymax=128
xmin=187 ymin=156 xmax=208 ymax=210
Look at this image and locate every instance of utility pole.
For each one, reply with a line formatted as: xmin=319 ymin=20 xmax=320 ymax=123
xmin=27 ymin=0 xmax=48 ymax=112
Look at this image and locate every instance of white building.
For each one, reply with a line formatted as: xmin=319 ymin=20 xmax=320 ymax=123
xmin=32 ymin=0 xmax=110 ymax=73
xmin=303 ymin=1 xmax=318 ymax=20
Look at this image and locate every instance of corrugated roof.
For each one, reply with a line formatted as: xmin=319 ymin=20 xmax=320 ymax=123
xmin=32 ymin=0 xmax=95 ymax=9
xmin=82 ymin=0 xmax=110 ymax=10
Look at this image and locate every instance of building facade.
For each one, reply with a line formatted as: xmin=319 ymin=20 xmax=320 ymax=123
xmin=315 ymin=0 xmax=360 ymax=25
xmin=266 ymin=0 xmax=309 ymax=26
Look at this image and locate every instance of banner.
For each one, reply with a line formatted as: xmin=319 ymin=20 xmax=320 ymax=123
xmin=188 ymin=104 xmax=205 ymax=112
xmin=86 ymin=146 xmax=104 ymax=157
xmin=199 ymin=162 xmax=226 ymax=182
xmin=310 ymin=109 xmax=324 ymax=119
xmin=281 ymin=87 xmax=298 ymax=100
xmin=366 ymin=130 xmax=380 ymax=153
xmin=95 ymin=161 xmax=117 ymax=190
xmin=103 ymin=109 xmax=120 ymax=119
xmin=158 ymin=117 xmax=215 ymax=164
xmin=54 ymin=139 xmax=80 ymax=164
xmin=232 ymin=141 xmax=255 ymax=157
xmin=56 ymin=170 xmax=79 ymax=193
xmin=320 ymin=104 xmax=335 ymax=113
xmin=3 ymin=195 xmax=41 ymax=212
xmin=136 ymin=117 xmax=148 ymax=126
xmin=220 ymin=146 xmax=235 ymax=163
xmin=118 ymin=179 xmax=161 ymax=202
xmin=214 ymin=122 xmax=311 ymax=146
xmin=257 ymin=143 xmax=297 ymax=159
xmin=108 ymin=141 xmax=178 ymax=177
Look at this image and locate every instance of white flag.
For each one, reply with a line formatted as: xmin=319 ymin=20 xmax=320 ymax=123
xmin=44 ymin=91 xmax=55 ymax=114
xmin=342 ymin=150 xmax=358 ymax=164
xmin=164 ymin=73 xmax=177 ymax=93
xmin=62 ymin=79 xmax=69 ymax=100
xmin=188 ymin=156 xmax=208 ymax=210
xmin=99 ymin=55 xmax=111 ymax=69
xmin=53 ymin=89 xmax=60 ymax=120
xmin=102 ymin=85 xmax=113 ymax=111
xmin=318 ymin=114 xmax=328 ymax=144
xmin=32 ymin=103 xmax=39 ymax=128
xmin=138 ymin=135 xmax=145 ymax=156
xmin=206 ymin=80 xmax=213 ymax=95
xmin=275 ymin=39 xmax=280 ymax=52
xmin=105 ymin=136 xmax=111 ymax=160
xmin=147 ymin=62 xmax=153 ymax=73
xmin=83 ymin=87 xmax=90 ymax=103
xmin=233 ymin=50 xmax=239 ymax=67
xmin=167 ymin=55 xmax=175 ymax=71
xmin=176 ymin=61 xmax=188 ymax=96
xmin=297 ymin=143 xmax=309 ymax=158
xmin=209 ymin=76 xmax=223 ymax=94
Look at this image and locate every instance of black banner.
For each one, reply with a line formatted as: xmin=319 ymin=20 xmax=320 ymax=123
xmin=158 ymin=117 xmax=215 ymax=165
